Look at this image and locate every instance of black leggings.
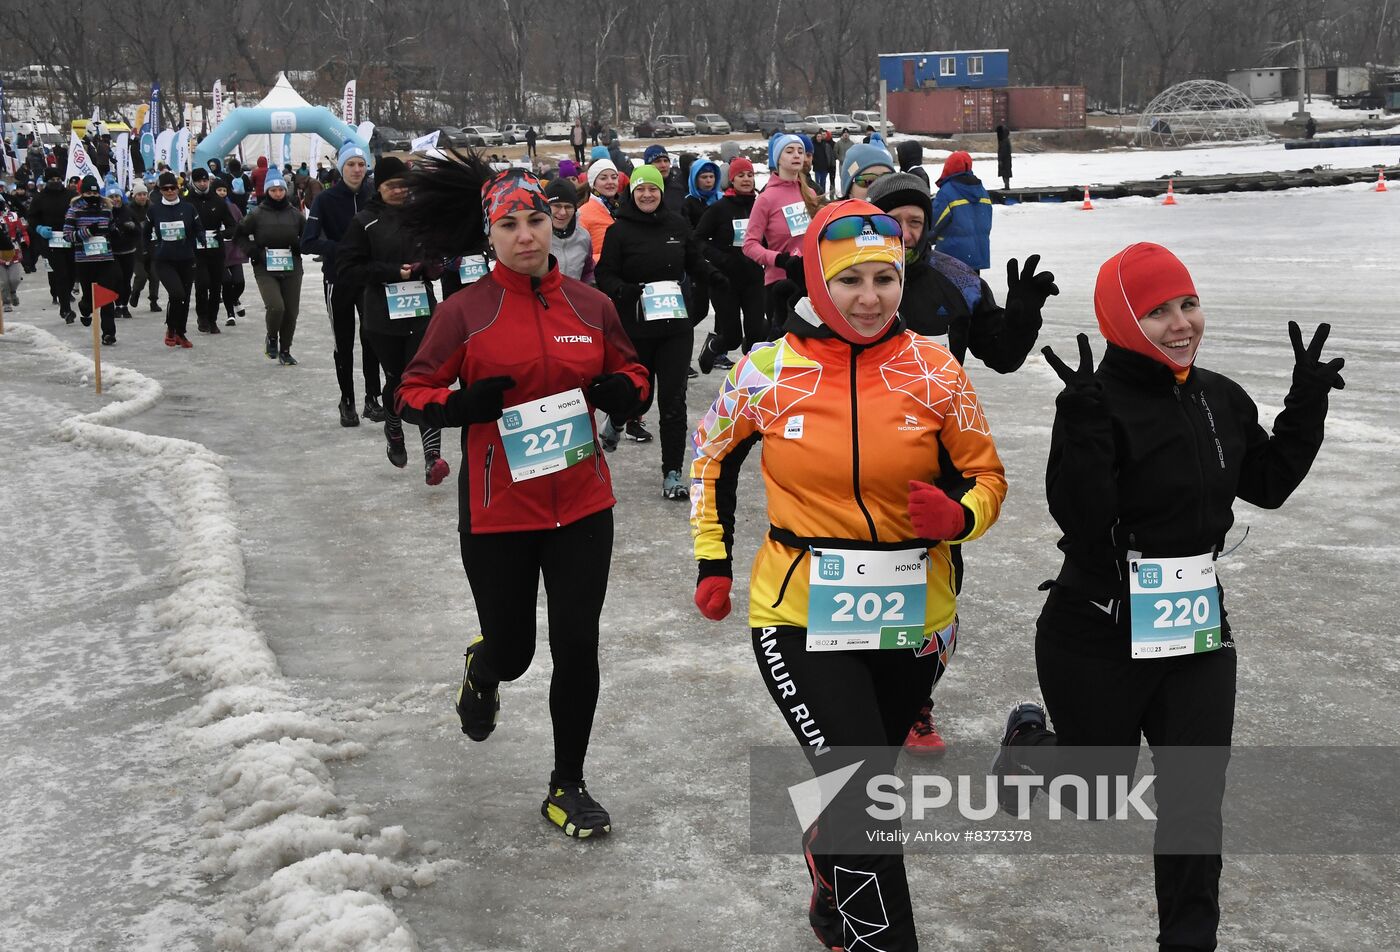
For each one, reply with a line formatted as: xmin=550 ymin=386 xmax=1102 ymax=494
xmin=75 ymin=259 xmax=122 ymax=337
xmin=1009 ymin=594 xmax=1238 ymax=952
xmin=131 ymin=251 xmax=158 ymax=305
xmin=609 ymin=330 xmax=692 ymax=474
xmin=192 ymin=249 xmax=224 ymax=327
xmin=459 ymin=508 xmax=613 ymax=785
xmin=754 ymin=625 xmax=946 ymax=952
xmin=46 ymin=246 xmax=74 ymax=310
xmin=323 ymin=278 xmax=382 ymax=403
xmin=365 ymin=327 xmax=442 ymax=460
xmin=113 ymin=253 xmax=135 ymax=308
xmin=223 ymin=264 xmax=245 ymax=311
xmin=709 ymin=279 xmax=766 ymax=354
xmin=156 ymin=259 xmax=195 ymax=335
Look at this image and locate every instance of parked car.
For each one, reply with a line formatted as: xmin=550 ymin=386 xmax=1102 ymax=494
xmin=759 ymin=109 xmax=820 ymax=136
xmin=693 ymin=113 xmax=731 ymax=135
xmin=632 ymin=117 xmax=658 ymax=138
xmin=849 ymin=110 xmax=897 ymax=135
xmin=806 ymin=114 xmax=854 ymax=136
xmin=463 ymin=125 xmax=505 ymax=146
xmin=370 ymin=126 xmax=411 ymax=154
xmin=431 ymin=126 xmax=470 ymax=148
xmin=730 ymin=109 xmax=762 ymax=132
xmin=1335 ymin=91 xmax=1384 ymax=110
xmin=501 ymin=123 xmax=532 ymax=144
xmin=542 ymin=121 xmax=574 ymax=139
xmin=653 ymin=114 xmax=697 ymax=136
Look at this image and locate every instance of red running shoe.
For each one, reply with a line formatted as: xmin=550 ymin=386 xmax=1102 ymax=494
xmin=164 ymin=331 xmax=179 ymax=347
xmin=903 ymin=702 xmax=947 ymax=757
xmin=177 ymin=334 xmax=194 ymax=349
xmin=425 ymin=454 xmax=450 ymax=486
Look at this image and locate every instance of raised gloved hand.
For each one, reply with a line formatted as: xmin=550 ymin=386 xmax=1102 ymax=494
xmin=445 ymin=376 xmax=515 ymax=425
xmin=695 ymin=575 xmax=732 ymax=621
xmin=907 ymin=480 xmax=970 ymax=542
xmin=777 ymin=252 xmax=806 ymax=287
xmin=1287 ymin=320 xmax=1345 ymax=401
xmin=1004 ymin=254 xmax=1059 ymax=326
xmin=1041 ymin=333 xmax=1103 ymax=413
xmin=36 ymin=225 xmax=53 ymax=240
xmin=587 ymin=373 xmax=638 ymax=417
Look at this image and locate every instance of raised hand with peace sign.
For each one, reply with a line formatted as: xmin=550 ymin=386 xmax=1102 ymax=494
xmin=1041 ymin=333 xmax=1104 ymax=412
xmin=1287 ymin=320 xmax=1346 ymax=402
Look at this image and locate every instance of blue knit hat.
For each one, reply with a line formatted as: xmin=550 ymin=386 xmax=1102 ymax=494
xmin=590 ymin=145 xmax=610 ymax=162
xmin=839 ymin=143 xmax=895 ymax=196
xmin=768 ymin=133 xmax=804 ymax=170
xmin=337 ymin=141 xmax=367 ymax=171
xmin=643 ymin=144 xmax=669 ymax=164
xmin=797 ymin=133 xmax=814 ymax=155
xmin=264 ymin=167 xmax=287 ymax=191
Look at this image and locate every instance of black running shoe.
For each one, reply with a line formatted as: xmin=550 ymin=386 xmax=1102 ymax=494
xmin=149 ymin=300 xmax=162 ymax=313
xmin=339 ymin=397 xmax=360 ymax=428
xmin=541 ymin=781 xmax=611 ymax=839
xmin=992 ymin=701 xmax=1047 ymax=816
xmin=687 ymin=364 xmax=698 ymax=378
xmin=265 ymin=336 xmax=278 ymax=360
xmin=101 ymin=334 xmax=116 ymax=346
xmin=713 ymin=352 xmax=735 ymax=370
xmin=363 ymin=396 xmax=386 ymax=423
xmin=624 ymin=420 xmax=653 ymax=443
xmin=278 ymin=350 xmax=298 ymax=366
xmin=455 ymin=636 xmax=498 ymax=741
xmin=80 ymin=313 xmax=92 ymax=327
xmin=386 ymin=428 xmax=408 ymax=468
xmin=62 ymin=311 xmax=75 ymax=324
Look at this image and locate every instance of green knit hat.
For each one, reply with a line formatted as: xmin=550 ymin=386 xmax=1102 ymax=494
xmin=629 ymin=164 xmax=665 ymax=194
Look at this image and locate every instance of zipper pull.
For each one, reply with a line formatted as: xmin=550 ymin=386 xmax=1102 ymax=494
xmin=536 ymin=290 xmax=549 ymax=309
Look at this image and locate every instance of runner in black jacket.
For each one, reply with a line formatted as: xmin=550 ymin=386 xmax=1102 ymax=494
xmin=27 ymin=169 xmax=77 ymax=320
xmin=184 ymin=167 xmax=237 ymax=334
xmin=594 ymin=164 xmax=726 ymax=499
xmin=336 ymin=156 xmax=449 ymax=485
xmin=995 ymin=242 xmax=1344 ymax=952
xmin=693 ymin=156 xmax=764 ymax=370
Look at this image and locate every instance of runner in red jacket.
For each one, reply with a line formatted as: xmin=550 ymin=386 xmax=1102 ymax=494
xmin=397 ymin=156 xmax=648 ymax=839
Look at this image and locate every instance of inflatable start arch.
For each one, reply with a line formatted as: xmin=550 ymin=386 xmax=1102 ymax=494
xmin=193 ymin=106 xmax=367 ymax=171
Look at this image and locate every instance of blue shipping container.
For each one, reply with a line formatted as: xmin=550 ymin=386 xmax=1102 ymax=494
xmin=879 ymin=50 xmax=1010 ymax=92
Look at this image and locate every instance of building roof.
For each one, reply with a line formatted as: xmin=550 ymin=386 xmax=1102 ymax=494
xmin=879 ymin=50 xmax=1009 ymax=58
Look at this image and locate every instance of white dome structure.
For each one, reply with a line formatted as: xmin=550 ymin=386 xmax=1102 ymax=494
xmin=1135 ymin=80 xmax=1269 ymax=147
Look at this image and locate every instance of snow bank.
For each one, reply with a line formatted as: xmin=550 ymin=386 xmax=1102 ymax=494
xmin=5 ymin=323 xmax=448 ymax=951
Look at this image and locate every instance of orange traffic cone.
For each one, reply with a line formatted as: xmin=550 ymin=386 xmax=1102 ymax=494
xmin=1163 ymin=179 xmax=1178 ymax=205
xmin=1079 ymin=186 xmax=1094 ymax=210
xmin=1377 ymin=169 xmax=1389 ymax=192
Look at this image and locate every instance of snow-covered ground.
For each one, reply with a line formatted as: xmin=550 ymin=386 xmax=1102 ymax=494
xmin=2 ymin=182 xmax=1398 ymax=951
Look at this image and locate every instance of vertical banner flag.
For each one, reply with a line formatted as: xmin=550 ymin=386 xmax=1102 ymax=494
xmin=0 ymin=79 xmax=6 ymax=147
xmin=212 ymin=79 xmax=224 ymax=127
xmin=65 ymin=132 xmax=99 ymax=181
xmin=175 ymin=127 xmax=191 ymax=172
xmin=308 ymin=133 xmax=322 ymax=168
xmin=90 ymin=106 xmax=100 ymax=128
xmin=343 ymin=80 xmax=357 ymax=127
xmin=149 ymin=84 xmax=161 ymax=137
xmin=115 ymin=132 xmax=130 ymax=188
xmin=155 ymin=129 xmax=175 ymax=168
xmin=281 ymin=132 xmax=292 ymax=168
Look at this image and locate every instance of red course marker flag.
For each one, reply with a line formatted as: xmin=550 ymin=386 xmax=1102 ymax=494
xmin=93 ymin=283 xmax=120 ymax=309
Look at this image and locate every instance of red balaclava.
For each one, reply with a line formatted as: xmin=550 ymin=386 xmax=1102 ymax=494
xmin=1093 ymin=242 xmax=1199 ymax=370
xmin=801 ymin=199 xmax=905 ymax=345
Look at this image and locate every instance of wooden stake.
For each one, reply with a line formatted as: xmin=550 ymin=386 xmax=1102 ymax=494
xmin=91 ymin=283 xmax=102 ymax=394
xmin=0 ymin=285 xmax=6 ymax=335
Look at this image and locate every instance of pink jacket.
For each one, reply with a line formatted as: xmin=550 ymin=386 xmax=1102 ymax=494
xmin=741 ymin=177 xmax=809 ymax=286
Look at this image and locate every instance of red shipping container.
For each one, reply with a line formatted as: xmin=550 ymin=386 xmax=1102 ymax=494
xmin=889 ymin=88 xmax=1002 ymax=135
xmin=1004 ymin=86 xmax=1086 ymax=130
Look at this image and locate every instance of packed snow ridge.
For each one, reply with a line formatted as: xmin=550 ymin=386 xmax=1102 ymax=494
xmin=9 ymin=322 xmax=449 ymax=951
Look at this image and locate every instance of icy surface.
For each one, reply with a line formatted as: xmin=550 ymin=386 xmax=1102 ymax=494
xmin=1 ymin=184 xmax=1397 ymax=950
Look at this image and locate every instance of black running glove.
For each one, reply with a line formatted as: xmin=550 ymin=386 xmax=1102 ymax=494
xmin=1042 ymin=334 xmax=1103 ymax=414
xmin=1004 ymin=254 xmax=1059 ymax=330
xmin=587 ymin=373 xmax=639 ymax=417
xmin=1286 ymin=320 xmax=1346 ymax=405
xmin=445 ymin=376 xmax=515 ymax=425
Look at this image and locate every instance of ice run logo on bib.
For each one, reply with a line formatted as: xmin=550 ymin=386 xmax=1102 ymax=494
xmin=501 ymin=410 xmax=524 ymax=430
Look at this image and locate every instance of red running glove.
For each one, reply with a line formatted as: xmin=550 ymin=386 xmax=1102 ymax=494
xmin=695 ymin=576 xmax=733 ymax=621
xmin=907 ymin=480 xmax=968 ymax=542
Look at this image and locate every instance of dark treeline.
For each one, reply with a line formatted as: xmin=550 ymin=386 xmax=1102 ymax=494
xmin=3 ymin=0 xmax=1395 ymax=127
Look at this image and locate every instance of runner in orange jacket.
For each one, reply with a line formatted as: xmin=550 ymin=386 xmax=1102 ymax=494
xmin=688 ymin=199 xmax=1007 ymax=950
